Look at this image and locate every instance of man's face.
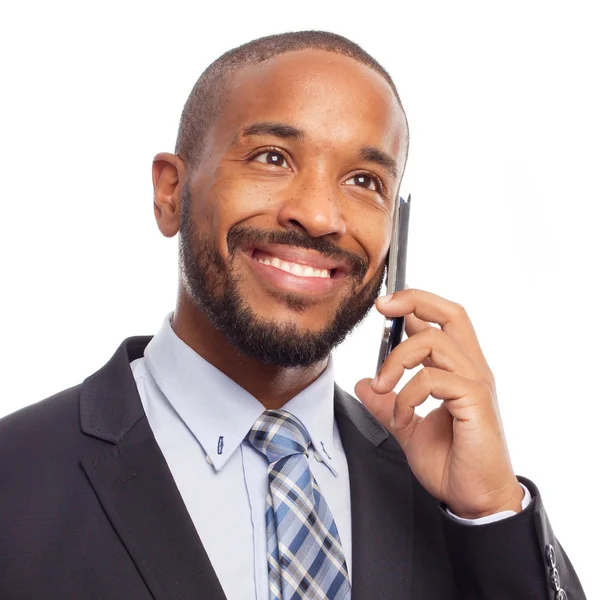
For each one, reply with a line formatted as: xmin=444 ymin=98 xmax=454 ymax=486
xmin=180 ymin=49 xmax=407 ymax=367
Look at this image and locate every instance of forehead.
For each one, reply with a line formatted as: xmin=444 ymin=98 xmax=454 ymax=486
xmin=213 ymin=49 xmax=406 ymax=160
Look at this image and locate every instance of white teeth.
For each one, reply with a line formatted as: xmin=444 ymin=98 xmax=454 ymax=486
xmin=256 ymin=255 xmax=331 ymax=278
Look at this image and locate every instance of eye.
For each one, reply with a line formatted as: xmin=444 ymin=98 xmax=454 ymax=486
xmin=343 ymin=173 xmax=382 ymax=192
xmin=253 ymin=150 xmax=290 ymax=168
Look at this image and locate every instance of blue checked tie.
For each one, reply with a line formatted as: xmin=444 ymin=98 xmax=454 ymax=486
xmin=248 ymin=410 xmax=351 ymax=600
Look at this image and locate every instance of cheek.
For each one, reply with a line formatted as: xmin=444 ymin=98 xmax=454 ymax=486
xmin=219 ymin=177 xmax=279 ymax=216
xmin=347 ymin=211 xmax=391 ymax=275
xmin=195 ymin=172 xmax=282 ymax=252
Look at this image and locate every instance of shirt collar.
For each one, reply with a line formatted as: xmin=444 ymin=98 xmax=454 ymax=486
xmin=144 ymin=315 xmax=264 ymax=472
xmin=280 ymin=359 xmax=338 ymax=476
xmin=143 ymin=314 xmax=338 ymax=476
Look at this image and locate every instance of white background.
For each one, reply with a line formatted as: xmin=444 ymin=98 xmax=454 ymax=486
xmin=1 ymin=0 xmax=598 ymax=596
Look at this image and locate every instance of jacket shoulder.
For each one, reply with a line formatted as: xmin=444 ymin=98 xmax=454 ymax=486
xmin=0 ymin=385 xmax=86 ymax=473
xmin=1 ymin=384 xmax=80 ymax=438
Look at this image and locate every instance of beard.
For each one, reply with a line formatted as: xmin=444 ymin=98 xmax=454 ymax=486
xmin=179 ymin=187 xmax=385 ymax=368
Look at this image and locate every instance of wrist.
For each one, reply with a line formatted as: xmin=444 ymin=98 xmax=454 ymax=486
xmin=449 ymin=481 xmax=525 ymax=519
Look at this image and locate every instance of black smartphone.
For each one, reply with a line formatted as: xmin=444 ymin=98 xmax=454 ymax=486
xmin=375 ymin=194 xmax=411 ymax=375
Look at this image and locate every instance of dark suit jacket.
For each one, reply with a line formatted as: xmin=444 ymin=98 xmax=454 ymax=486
xmin=0 ymin=336 xmax=586 ymax=599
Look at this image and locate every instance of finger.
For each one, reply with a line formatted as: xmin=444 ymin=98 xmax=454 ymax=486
xmin=404 ymin=314 xmax=435 ymax=369
xmin=391 ymin=368 xmax=489 ymax=443
xmin=393 ymin=403 xmax=454 ymax=456
xmin=376 ymin=288 xmax=489 ymax=370
xmin=355 ymin=378 xmax=397 ymax=428
xmin=404 ymin=312 xmax=433 ymax=338
xmin=372 ymin=327 xmax=480 ymax=395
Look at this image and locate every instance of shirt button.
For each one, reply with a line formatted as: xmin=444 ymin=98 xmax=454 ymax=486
xmin=549 ymin=567 xmax=561 ymax=591
xmin=546 ymin=543 xmax=557 ymax=568
xmin=314 ymin=453 xmax=324 ymax=463
xmin=555 ymin=589 xmax=567 ymax=600
xmin=206 ymin=454 xmax=213 ymax=465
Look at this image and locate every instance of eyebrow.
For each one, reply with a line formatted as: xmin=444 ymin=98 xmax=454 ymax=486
xmin=240 ymin=121 xmax=305 ymax=141
xmin=360 ymin=145 xmax=398 ymax=180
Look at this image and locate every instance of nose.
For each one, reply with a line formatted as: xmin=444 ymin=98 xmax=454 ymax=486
xmin=275 ymin=176 xmax=347 ymax=239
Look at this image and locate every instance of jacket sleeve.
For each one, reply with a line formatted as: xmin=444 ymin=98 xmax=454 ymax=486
xmin=439 ymin=476 xmax=586 ymax=600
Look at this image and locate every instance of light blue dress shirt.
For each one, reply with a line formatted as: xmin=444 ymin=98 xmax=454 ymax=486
xmin=130 ymin=314 xmax=530 ymax=600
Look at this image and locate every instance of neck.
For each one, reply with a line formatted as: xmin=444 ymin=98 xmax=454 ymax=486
xmin=171 ymin=293 xmax=328 ymax=410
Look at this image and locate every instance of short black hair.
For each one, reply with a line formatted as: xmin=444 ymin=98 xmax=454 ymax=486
xmin=175 ymin=30 xmax=408 ymax=167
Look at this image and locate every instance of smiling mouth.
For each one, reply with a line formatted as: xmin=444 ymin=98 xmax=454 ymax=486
xmin=253 ymin=252 xmax=331 ymax=279
xmin=250 ymin=249 xmax=347 ymax=280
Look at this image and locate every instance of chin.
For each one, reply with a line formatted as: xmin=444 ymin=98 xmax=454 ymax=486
xmin=247 ymin=285 xmax=335 ymax=315
xmin=254 ymin=303 xmax=335 ymax=331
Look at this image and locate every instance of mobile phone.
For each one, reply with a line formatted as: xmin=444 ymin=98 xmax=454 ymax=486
xmin=375 ymin=194 xmax=411 ymax=375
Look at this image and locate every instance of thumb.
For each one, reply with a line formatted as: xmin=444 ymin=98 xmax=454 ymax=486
xmin=354 ymin=378 xmax=397 ymax=430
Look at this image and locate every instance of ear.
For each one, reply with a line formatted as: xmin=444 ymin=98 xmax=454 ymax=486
xmin=152 ymin=152 xmax=186 ymax=238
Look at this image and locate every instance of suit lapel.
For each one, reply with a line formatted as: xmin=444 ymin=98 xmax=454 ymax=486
xmin=335 ymin=386 xmax=414 ymax=600
xmin=79 ymin=337 xmax=227 ymax=600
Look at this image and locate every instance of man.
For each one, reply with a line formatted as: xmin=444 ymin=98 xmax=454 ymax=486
xmin=0 ymin=31 xmax=585 ymax=600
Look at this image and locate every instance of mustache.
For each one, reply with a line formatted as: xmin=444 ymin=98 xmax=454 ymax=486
xmin=227 ymin=225 xmax=369 ymax=281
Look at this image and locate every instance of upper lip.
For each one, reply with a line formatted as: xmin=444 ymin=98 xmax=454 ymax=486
xmin=248 ymin=243 xmax=352 ymax=275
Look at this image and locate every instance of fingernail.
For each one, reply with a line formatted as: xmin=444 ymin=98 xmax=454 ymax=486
xmin=371 ymin=376 xmax=379 ymax=388
xmin=378 ymin=295 xmax=393 ymax=304
xmin=390 ymin=413 xmax=396 ymax=429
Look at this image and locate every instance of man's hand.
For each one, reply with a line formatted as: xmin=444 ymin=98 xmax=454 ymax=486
xmin=355 ymin=288 xmax=524 ymax=519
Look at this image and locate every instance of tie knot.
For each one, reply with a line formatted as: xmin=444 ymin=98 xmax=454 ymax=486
xmin=247 ymin=410 xmax=311 ymax=464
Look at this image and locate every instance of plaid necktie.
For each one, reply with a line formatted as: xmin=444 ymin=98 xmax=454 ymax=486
xmin=248 ymin=409 xmax=351 ymax=600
